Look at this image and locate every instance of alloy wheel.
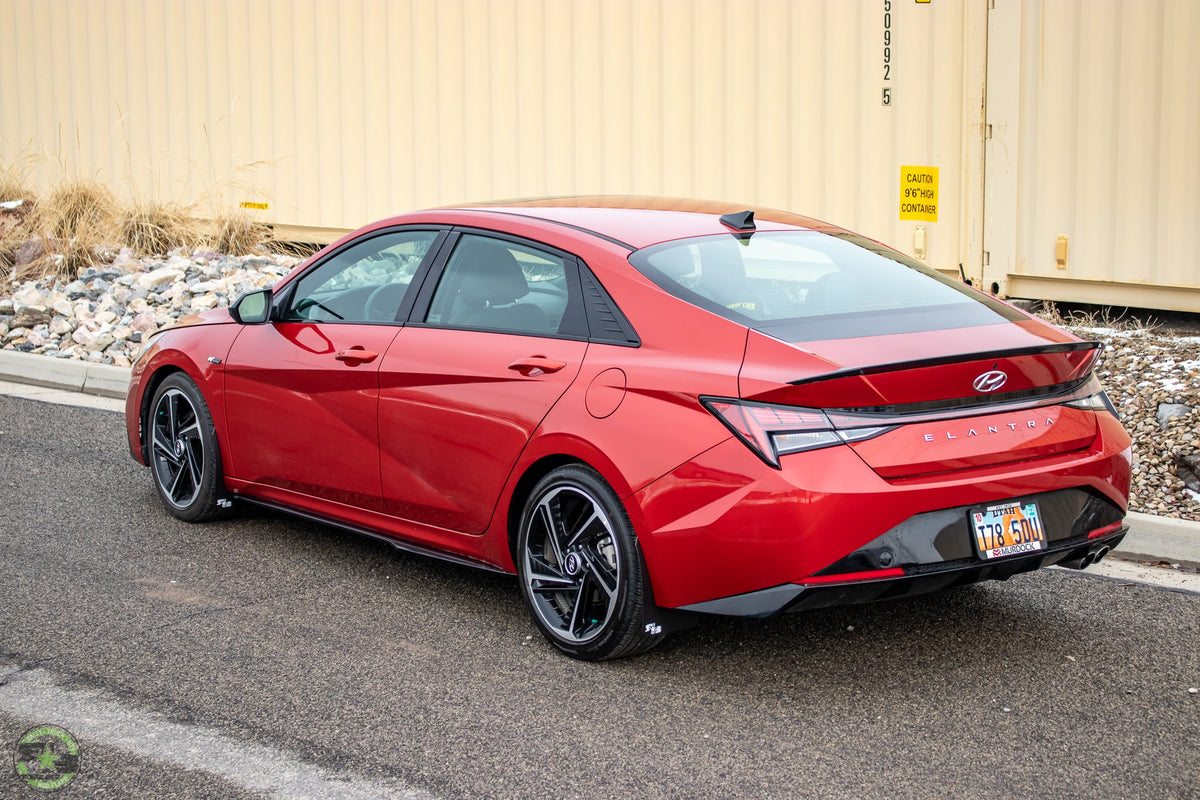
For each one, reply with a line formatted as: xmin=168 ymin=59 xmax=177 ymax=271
xmin=522 ymin=484 xmax=622 ymax=644
xmin=151 ymin=387 xmax=204 ymax=509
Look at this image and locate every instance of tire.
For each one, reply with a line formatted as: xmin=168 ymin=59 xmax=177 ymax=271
xmin=517 ymin=465 xmax=663 ymax=660
xmin=147 ymin=373 xmax=230 ymax=522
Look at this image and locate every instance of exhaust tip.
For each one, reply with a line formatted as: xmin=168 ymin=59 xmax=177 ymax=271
xmin=1058 ymin=551 xmax=1094 ymax=570
xmin=1093 ymin=545 xmax=1110 ymax=564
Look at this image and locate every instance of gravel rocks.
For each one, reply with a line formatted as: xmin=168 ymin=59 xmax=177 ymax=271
xmin=1 ymin=247 xmax=297 ymax=368
xmin=1074 ymin=324 xmax=1200 ymax=521
xmin=2 ymin=254 xmax=1197 ymax=520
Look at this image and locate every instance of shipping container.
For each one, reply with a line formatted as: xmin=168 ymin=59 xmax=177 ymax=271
xmin=1 ymin=0 xmax=1196 ymax=310
xmin=983 ymin=0 xmax=1200 ymax=311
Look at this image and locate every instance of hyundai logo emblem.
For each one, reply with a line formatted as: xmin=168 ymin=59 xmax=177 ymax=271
xmin=972 ymin=370 xmax=1008 ymax=393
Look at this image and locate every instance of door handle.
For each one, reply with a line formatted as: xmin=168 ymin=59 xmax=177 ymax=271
xmin=335 ymin=348 xmax=379 ymax=363
xmin=507 ymin=356 xmax=567 ymax=377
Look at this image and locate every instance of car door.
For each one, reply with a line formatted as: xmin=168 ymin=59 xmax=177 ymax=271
xmin=223 ymin=228 xmax=444 ymax=513
xmin=378 ymin=231 xmax=589 ymax=533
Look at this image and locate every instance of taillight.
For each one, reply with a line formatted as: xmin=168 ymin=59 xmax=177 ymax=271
xmin=1064 ymin=388 xmax=1120 ymax=419
xmin=702 ymin=397 xmax=892 ymax=467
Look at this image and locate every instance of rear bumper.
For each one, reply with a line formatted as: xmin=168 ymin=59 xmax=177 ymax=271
xmin=679 ymin=527 xmax=1127 ymax=617
xmin=636 ymin=410 xmax=1131 ymax=610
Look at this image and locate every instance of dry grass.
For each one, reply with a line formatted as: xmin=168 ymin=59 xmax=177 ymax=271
xmin=209 ymin=211 xmax=270 ymax=255
xmin=2 ymin=166 xmax=283 ymax=282
xmin=0 ymin=165 xmax=34 ymax=205
xmin=120 ymin=202 xmax=202 ymax=256
xmin=0 ymin=161 xmax=37 ymax=277
xmin=1034 ymin=300 xmax=1068 ymax=326
xmin=0 ymin=211 xmax=29 ymax=275
xmin=1035 ymin=300 xmax=1161 ymax=335
xmin=14 ymin=180 xmax=122 ymax=281
xmin=267 ymin=239 xmax=322 ymax=259
xmin=0 ymin=234 xmax=24 ymax=276
xmin=37 ymin=180 xmax=118 ymax=242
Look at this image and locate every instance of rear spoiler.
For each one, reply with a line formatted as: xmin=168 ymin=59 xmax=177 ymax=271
xmin=787 ymin=341 xmax=1102 ymax=387
xmin=773 ymin=342 xmax=1103 ymax=410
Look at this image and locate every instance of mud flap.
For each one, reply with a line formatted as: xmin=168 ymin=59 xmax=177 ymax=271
xmin=638 ymin=549 xmax=699 ymax=636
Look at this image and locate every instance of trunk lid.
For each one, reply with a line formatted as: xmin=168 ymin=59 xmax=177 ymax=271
xmin=738 ymin=321 xmax=1102 ymax=477
xmin=740 ymin=321 xmax=1097 ymax=410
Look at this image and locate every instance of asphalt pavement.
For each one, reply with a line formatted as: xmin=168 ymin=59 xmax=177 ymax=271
xmin=1 ymin=357 xmax=1199 ymax=799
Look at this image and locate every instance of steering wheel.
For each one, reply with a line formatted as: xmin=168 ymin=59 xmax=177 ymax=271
xmin=365 ymin=283 xmax=408 ymax=322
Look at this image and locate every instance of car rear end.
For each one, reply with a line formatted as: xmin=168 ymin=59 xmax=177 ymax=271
xmin=626 ymin=225 xmax=1132 ymax=615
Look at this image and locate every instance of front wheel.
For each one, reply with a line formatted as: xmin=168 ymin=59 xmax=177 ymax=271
xmin=147 ymin=373 xmax=229 ymax=522
xmin=517 ymin=465 xmax=662 ymax=660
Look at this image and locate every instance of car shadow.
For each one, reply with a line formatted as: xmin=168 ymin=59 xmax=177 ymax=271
xmin=180 ymin=501 xmax=1113 ymax=703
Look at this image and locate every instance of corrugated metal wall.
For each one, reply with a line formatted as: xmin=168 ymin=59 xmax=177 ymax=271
xmin=985 ymin=0 xmax=1200 ymax=309
xmin=1 ymin=0 xmax=971 ymax=272
xmin=2 ymin=0 xmax=1197 ymax=309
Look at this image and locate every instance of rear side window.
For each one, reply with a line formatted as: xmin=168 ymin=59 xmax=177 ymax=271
xmin=425 ymin=234 xmax=573 ymax=336
xmin=630 ymin=231 xmax=1024 ymax=341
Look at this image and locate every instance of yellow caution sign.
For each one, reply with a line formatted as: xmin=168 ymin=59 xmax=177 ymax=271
xmin=899 ymin=166 xmax=938 ymax=221
xmin=240 ymin=201 xmax=269 ymax=211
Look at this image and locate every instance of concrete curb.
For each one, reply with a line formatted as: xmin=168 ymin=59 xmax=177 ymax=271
xmin=1 ymin=350 xmax=1197 ymax=566
xmin=1119 ymin=511 xmax=1200 ymax=568
xmin=0 ymin=350 xmax=130 ymax=399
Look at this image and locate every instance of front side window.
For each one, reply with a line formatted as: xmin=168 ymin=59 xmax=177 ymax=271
xmin=285 ymin=230 xmax=439 ymax=323
xmin=425 ymin=234 xmax=572 ymax=336
xmin=631 ymin=231 xmax=1025 ymax=341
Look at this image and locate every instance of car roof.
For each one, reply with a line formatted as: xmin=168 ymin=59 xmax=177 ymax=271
xmin=446 ymin=196 xmax=853 ymax=250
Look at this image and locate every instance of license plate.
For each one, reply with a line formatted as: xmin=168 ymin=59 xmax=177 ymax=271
xmin=971 ymin=501 xmax=1047 ymax=560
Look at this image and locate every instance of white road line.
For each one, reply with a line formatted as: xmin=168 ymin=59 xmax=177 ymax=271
xmin=0 ymin=665 xmax=434 ymax=800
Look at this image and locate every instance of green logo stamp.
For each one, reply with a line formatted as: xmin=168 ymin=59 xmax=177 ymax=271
xmin=13 ymin=725 xmax=81 ymax=791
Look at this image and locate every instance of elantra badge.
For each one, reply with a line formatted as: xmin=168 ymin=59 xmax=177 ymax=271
xmin=972 ymin=369 xmax=1008 ymax=393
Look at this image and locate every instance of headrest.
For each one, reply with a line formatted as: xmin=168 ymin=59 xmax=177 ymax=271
xmin=454 ymin=238 xmax=529 ymax=308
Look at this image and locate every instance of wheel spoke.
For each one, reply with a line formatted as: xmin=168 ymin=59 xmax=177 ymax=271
xmin=184 ymin=441 xmax=202 ymax=490
xmin=152 ymin=431 xmax=180 ymax=464
xmin=531 ymin=585 xmax=575 ymax=599
xmin=167 ymin=392 xmax=179 ymax=439
xmin=585 ymin=555 xmax=617 ymax=598
xmin=536 ymin=501 xmax=565 ymax=568
xmin=168 ymin=458 xmax=187 ymax=500
xmin=567 ymin=578 xmax=588 ymax=638
xmin=527 ymin=551 xmax=567 ymax=580
xmin=528 ymin=569 xmax=575 ymax=588
xmin=564 ymin=509 xmax=601 ymax=550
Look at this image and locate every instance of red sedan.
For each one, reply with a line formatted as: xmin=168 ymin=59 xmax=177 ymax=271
xmin=126 ymin=197 xmax=1132 ymax=659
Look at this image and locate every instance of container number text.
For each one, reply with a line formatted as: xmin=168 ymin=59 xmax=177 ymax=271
xmin=882 ymin=0 xmax=892 ymax=105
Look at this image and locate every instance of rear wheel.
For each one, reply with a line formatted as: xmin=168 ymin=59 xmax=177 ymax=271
xmin=517 ymin=465 xmax=662 ymax=660
xmin=148 ymin=373 xmax=229 ymax=522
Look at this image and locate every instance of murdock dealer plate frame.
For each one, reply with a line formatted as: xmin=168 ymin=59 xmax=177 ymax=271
xmin=971 ymin=500 xmax=1047 ymax=560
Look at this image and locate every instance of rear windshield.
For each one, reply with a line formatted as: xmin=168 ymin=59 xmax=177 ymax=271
xmin=630 ymin=231 xmax=1025 ymax=341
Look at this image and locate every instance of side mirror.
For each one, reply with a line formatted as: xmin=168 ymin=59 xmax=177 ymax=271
xmin=230 ymin=288 xmax=273 ymax=324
